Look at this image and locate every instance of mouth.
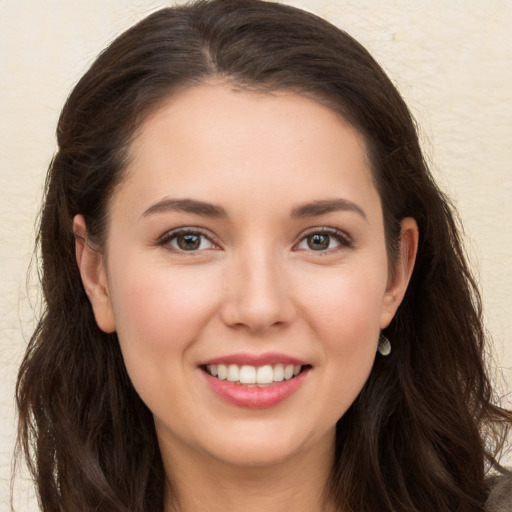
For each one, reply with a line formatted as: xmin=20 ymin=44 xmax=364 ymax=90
xmin=199 ymin=353 xmax=311 ymax=407
xmin=202 ymin=363 xmax=310 ymax=387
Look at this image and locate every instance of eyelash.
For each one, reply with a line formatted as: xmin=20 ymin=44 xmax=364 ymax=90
xmin=157 ymin=226 xmax=353 ymax=254
xmin=158 ymin=228 xmax=219 ymax=254
xmin=294 ymin=227 xmax=353 ymax=253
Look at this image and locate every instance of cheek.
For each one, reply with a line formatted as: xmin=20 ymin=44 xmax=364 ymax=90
xmin=107 ymin=258 xmax=221 ymax=375
xmin=296 ymin=266 xmax=386 ymax=412
xmin=299 ymin=264 xmax=387 ymax=339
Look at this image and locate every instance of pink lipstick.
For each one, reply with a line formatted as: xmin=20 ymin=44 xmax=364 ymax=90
xmin=198 ymin=353 xmax=311 ymax=408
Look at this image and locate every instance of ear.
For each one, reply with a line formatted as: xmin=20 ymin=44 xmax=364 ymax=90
xmin=73 ymin=215 xmax=116 ymax=333
xmin=379 ymin=217 xmax=419 ymax=328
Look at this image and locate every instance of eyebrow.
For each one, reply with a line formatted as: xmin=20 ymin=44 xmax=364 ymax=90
xmin=141 ymin=198 xmax=227 ymax=218
xmin=291 ymin=199 xmax=367 ymax=220
xmin=141 ymin=197 xmax=366 ymax=221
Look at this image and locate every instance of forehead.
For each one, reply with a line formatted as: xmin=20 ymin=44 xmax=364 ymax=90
xmin=115 ymin=83 xmax=379 ymax=219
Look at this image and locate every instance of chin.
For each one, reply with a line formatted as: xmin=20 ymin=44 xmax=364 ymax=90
xmin=199 ymin=418 xmax=336 ymax=469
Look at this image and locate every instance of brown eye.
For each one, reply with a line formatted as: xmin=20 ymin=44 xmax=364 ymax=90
xmin=176 ymin=233 xmax=202 ymax=251
xmin=162 ymin=230 xmax=216 ymax=252
xmin=306 ymin=233 xmax=330 ymax=251
xmin=295 ymin=229 xmax=352 ymax=253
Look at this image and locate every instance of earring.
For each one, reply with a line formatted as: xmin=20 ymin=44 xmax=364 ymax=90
xmin=377 ymin=334 xmax=391 ymax=356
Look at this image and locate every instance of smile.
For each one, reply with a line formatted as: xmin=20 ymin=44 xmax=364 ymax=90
xmin=200 ymin=355 xmax=311 ymax=408
xmin=205 ymin=363 xmax=304 ymax=386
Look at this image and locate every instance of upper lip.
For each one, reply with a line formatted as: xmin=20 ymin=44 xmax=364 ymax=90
xmin=199 ymin=352 xmax=309 ymax=367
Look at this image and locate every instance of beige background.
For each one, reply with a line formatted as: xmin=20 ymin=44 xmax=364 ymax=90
xmin=1 ymin=0 xmax=511 ymax=508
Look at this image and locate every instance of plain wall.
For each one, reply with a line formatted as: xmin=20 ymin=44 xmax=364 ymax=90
xmin=1 ymin=0 xmax=511 ymax=508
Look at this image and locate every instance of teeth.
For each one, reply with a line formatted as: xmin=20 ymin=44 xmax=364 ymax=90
xmin=256 ymin=365 xmax=273 ymax=384
xmin=273 ymin=364 xmax=284 ymax=382
xmin=227 ymin=364 xmax=239 ymax=382
xmin=239 ymin=365 xmax=256 ymax=384
xmin=217 ymin=364 xmax=227 ymax=380
xmin=206 ymin=363 xmax=304 ymax=385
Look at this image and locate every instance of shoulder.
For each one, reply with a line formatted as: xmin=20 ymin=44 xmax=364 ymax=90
xmin=486 ymin=471 xmax=512 ymax=512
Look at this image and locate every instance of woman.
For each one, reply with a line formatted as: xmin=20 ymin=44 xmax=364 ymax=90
xmin=16 ymin=1 xmax=512 ymax=511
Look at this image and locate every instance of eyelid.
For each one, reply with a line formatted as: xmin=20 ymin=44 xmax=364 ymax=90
xmin=293 ymin=226 xmax=354 ymax=252
xmin=157 ymin=226 xmax=221 ymax=252
xmin=155 ymin=225 xmax=352 ymax=254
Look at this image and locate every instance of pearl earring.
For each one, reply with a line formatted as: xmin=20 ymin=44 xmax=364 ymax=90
xmin=377 ymin=334 xmax=391 ymax=356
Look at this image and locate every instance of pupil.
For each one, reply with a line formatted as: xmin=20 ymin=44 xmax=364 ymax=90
xmin=178 ymin=233 xmax=200 ymax=250
xmin=308 ymin=233 xmax=329 ymax=250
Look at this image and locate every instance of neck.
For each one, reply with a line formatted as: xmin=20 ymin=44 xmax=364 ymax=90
xmin=160 ymin=430 xmax=337 ymax=512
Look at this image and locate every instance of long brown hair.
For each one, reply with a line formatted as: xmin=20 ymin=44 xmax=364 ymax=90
xmin=16 ymin=1 xmax=511 ymax=511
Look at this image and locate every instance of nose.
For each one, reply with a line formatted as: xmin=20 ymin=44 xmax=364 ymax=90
xmin=220 ymin=248 xmax=296 ymax=333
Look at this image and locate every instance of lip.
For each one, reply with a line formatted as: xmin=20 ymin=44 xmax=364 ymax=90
xmin=198 ymin=352 xmax=311 ymax=408
xmin=199 ymin=352 xmax=308 ymax=367
xmin=201 ymin=368 xmax=309 ymax=408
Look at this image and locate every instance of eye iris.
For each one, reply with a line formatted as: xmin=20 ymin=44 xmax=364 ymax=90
xmin=307 ymin=233 xmax=330 ymax=250
xmin=177 ymin=233 xmax=201 ymax=250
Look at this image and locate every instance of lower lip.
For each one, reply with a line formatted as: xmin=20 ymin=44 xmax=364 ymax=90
xmin=201 ymin=368 xmax=309 ymax=408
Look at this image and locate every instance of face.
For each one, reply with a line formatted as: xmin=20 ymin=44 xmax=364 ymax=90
xmin=76 ymin=83 xmax=416 ymax=473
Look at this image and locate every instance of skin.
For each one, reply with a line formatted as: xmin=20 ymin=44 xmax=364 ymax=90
xmin=74 ymin=83 xmax=418 ymax=512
